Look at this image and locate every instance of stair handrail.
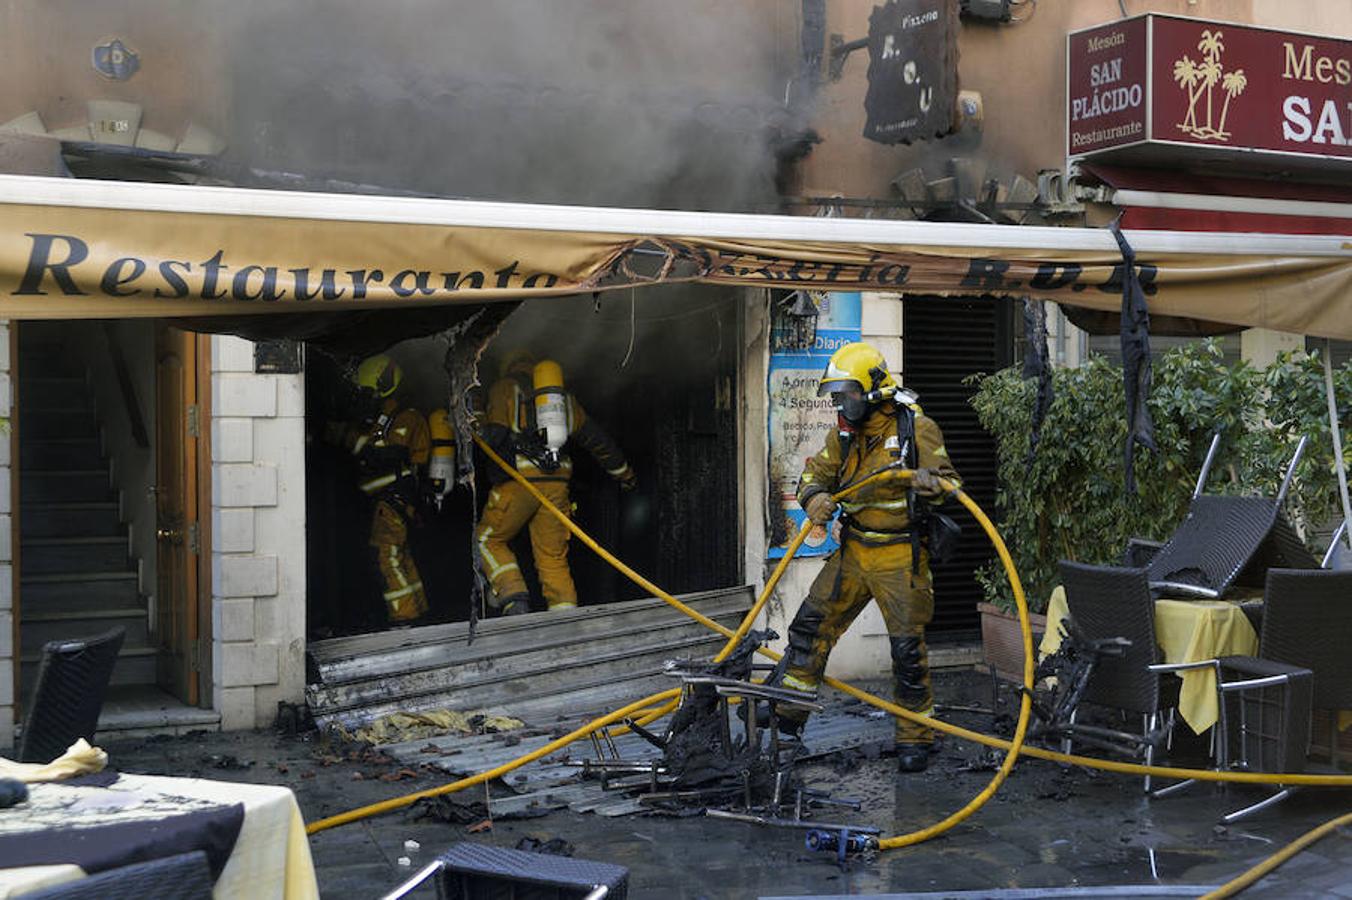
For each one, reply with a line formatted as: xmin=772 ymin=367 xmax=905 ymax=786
xmin=102 ymin=323 xmax=149 ymax=449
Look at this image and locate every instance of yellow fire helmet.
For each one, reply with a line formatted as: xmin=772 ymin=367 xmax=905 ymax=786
xmin=354 ymin=354 xmax=403 ymax=398
xmin=816 ymin=341 xmax=898 ymax=398
xmin=500 ymin=349 xmax=537 ymax=379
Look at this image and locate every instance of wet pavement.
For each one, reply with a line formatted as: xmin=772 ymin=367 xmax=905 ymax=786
xmin=98 ymin=671 xmax=1352 ymax=899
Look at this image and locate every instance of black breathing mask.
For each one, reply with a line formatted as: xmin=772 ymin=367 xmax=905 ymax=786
xmin=352 ymin=387 xmax=383 ymax=425
xmin=831 ymin=390 xmax=870 ymax=426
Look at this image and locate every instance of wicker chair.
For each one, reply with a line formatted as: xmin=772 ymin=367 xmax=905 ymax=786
xmin=1169 ymin=567 xmax=1352 ymax=822
xmin=1323 ymin=520 xmax=1351 ymax=570
xmin=1144 ymin=435 xmax=1319 ymax=598
xmin=1121 ymin=538 xmax=1165 ymax=569
xmin=1058 ymin=561 xmax=1190 ymax=792
xmin=17 ymin=627 xmax=125 ymax=763
xmin=383 ymin=842 xmax=630 ymax=899
xmin=1145 ymin=497 xmax=1318 ymax=599
xmin=23 ymin=851 xmax=212 ymax=900
xmin=1258 ymin=568 xmax=1352 ymax=769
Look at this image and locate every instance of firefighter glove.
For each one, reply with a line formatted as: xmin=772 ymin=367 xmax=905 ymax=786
xmin=911 ymin=467 xmax=944 ymax=497
xmin=804 ymin=492 xmax=837 ymax=525
xmin=358 ymin=443 xmax=411 ymax=472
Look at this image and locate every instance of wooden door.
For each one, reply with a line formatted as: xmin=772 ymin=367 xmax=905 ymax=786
xmin=155 ymin=326 xmax=201 ymax=704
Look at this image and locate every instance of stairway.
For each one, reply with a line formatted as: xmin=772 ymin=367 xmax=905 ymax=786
xmin=306 ymin=586 xmax=755 ymax=732
xmin=16 ymin=329 xmax=157 ymax=709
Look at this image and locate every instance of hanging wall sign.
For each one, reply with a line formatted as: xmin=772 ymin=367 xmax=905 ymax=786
xmin=766 ymin=291 xmax=862 ymax=559
xmin=862 ymin=0 xmax=960 ymax=145
xmin=1068 ymin=14 xmax=1352 ymax=169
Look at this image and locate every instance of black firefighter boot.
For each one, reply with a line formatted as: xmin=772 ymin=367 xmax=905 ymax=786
xmin=737 ymin=700 xmax=805 ymax=738
xmin=896 ymin=743 xmax=930 ymax=773
xmin=497 ymin=592 xmax=532 ymax=616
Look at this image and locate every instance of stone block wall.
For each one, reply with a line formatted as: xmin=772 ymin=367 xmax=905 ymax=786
xmin=209 ymin=335 xmax=306 ymax=730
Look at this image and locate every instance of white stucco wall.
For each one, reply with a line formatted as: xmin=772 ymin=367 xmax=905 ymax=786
xmin=209 ymin=335 xmax=306 ymax=730
xmin=0 ymin=323 xmax=12 ymax=748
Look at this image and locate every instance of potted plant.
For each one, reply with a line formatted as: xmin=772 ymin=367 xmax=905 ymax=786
xmin=967 ymin=341 xmax=1350 ymax=682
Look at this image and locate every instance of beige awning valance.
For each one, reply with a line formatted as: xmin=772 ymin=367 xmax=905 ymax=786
xmin=2 ymin=175 xmax=1350 ymax=339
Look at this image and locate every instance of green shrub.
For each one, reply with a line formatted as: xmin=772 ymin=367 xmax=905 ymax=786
xmin=969 ymin=339 xmax=1352 ymax=613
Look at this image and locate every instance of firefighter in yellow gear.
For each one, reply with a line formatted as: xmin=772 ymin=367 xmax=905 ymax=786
xmin=779 ymin=342 xmax=960 ymax=774
xmin=342 ymin=355 xmax=431 ymax=625
xmin=476 ymin=351 xmax=636 ymax=615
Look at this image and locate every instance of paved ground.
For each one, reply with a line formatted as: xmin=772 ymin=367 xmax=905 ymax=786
xmin=99 ymin=671 xmax=1352 ymax=899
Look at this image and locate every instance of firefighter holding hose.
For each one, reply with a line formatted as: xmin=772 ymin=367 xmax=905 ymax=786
xmin=476 ymin=350 xmax=637 ymax=615
xmin=776 ymin=341 xmax=960 ymax=773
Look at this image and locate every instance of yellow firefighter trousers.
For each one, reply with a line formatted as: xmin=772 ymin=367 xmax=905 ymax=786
xmin=370 ymin=499 xmax=428 ymax=623
xmin=782 ymin=537 xmax=935 ymax=745
xmin=476 ymin=480 xmax=577 ymax=611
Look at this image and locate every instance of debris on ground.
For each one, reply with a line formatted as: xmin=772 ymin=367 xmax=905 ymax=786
xmin=379 ymin=768 xmax=421 ymax=782
xmin=346 ymin=709 xmax=526 ymax=746
xmin=407 ymin=795 xmax=549 ymax=825
xmin=409 ymin=797 xmax=490 ymax=825
xmin=516 ymin=836 xmax=575 ymax=856
xmin=203 ymin=754 xmax=253 ymax=771
xmin=956 ymin=750 xmax=1002 ymax=774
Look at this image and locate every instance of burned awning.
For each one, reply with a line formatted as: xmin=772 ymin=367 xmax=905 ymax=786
xmin=1 ymin=173 xmax=1351 ymax=340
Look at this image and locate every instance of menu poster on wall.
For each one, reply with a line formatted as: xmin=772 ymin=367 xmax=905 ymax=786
xmin=767 ymin=291 xmax=862 ymax=559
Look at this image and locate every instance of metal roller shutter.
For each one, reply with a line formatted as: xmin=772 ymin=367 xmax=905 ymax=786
xmin=902 ymin=296 xmax=1014 ymax=640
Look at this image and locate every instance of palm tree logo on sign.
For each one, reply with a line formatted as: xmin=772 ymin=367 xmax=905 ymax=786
xmin=1171 ymin=29 xmax=1247 ymax=141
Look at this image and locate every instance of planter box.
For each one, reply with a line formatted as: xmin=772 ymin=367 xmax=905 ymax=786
xmin=978 ymin=602 xmax=1047 ymax=684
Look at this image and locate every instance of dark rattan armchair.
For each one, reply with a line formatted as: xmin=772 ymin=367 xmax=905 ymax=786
xmin=382 ymin=841 xmax=629 ymax=899
xmin=1057 ymin=561 xmax=1188 ymax=792
xmin=1158 ymin=568 xmax=1350 ymax=821
xmin=17 ymin=627 xmax=125 ymax=763
xmin=1258 ymin=568 xmax=1352 ymax=768
xmin=1144 ymin=435 xmax=1318 ymax=599
xmin=22 ymin=851 xmax=213 ymax=900
xmin=1145 ymin=496 xmax=1317 ymax=599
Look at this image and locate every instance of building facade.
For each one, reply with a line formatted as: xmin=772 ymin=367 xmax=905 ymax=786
xmin=2 ymin=1 xmax=1349 ymax=741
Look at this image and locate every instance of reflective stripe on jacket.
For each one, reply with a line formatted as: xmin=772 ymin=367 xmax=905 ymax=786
xmin=796 ymin=403 xmax=960 ymax=534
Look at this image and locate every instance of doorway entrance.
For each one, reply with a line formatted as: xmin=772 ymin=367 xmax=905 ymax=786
xmin=15 ymin=321 xmax=216 ymax=733
xmin=303 ymin=285 xmax=743 ymax=638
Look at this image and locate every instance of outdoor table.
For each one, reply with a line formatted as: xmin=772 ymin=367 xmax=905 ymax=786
xmin=0 ymin=772 xmax=318 ymax=899
xmin=1039 ymin=585 xmax=1259 ymax=735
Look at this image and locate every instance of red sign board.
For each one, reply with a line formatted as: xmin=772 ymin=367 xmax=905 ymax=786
xmin=1067 ymin=17 xmax=1149 ymax=155
xmin=1068 ymin=15 xmax=1352 ymax=166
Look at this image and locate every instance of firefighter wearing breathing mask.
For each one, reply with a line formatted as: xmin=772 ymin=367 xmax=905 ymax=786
xmin=341 ymin=355 xmax=432 ymax=625
xmin=476 ymin=351 xmax=636 ymax=616
xmin=779 ymin=342 xmax=960 ymax=774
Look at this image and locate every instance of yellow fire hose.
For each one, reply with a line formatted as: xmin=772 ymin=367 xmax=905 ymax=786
xmin=1200 ymin=808 xmax=1352 ymax=899
xmin=320 ymin=437 xmax=1038 ymax=848
xmin=309 ymin=434 xmax=1352 ymax=893
xmin=306 ymin=447 xmax=911 ymax=834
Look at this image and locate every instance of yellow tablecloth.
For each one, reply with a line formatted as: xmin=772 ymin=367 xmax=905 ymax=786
xmin=0 ymin=773 xmax=319 ymax=899
xmin=1040 ymin=585 xmax=1259 ymax=735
